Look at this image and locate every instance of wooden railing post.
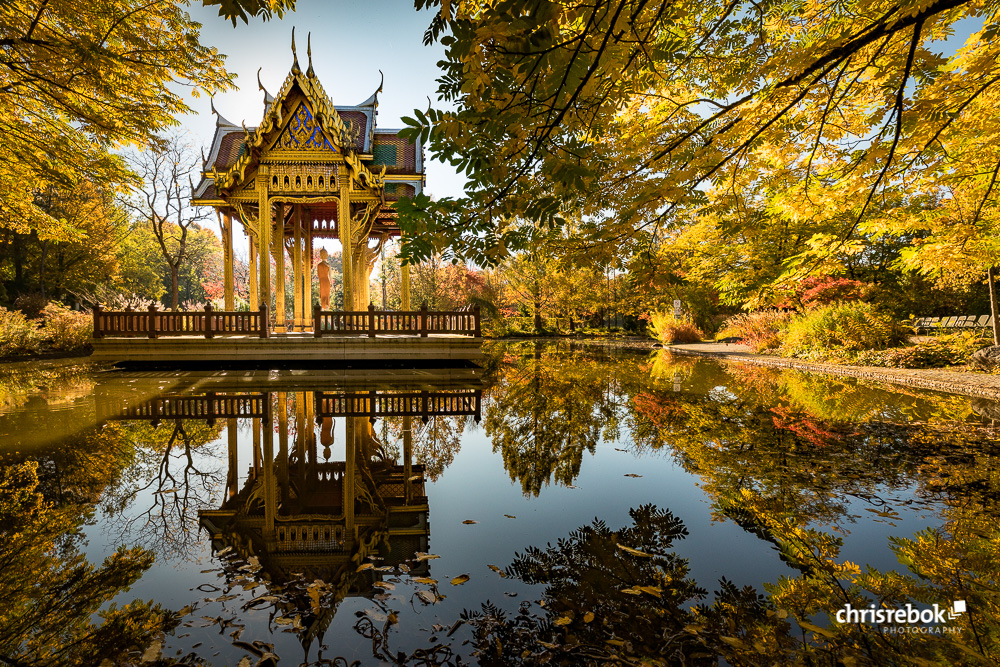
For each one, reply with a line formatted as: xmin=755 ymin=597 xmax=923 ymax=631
xmin=314 ymin=304 xmax=322 ymax=338
xmin=93 ymin=304 xmax=103 ymax=339
xmin=368 ymin=303 xmax=376 ymax=338
xmin=420 ymin=302 xmax=428 ymax=337
xmin=473 ymin=304 xmax=481 ymax=337
xmin=259 ymin=303 xmax=269 ymax=338
xmin=147 ymin=304 xmax=158 ymax=339
xmin=205 ymin=302 xmax=215 ymax=339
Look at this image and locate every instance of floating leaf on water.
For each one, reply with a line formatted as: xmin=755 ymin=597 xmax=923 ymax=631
xmin=408 ymin=475 xmax=422 ymax=482
xmin=615 ymin=447 xmax=626 ymax=452
xmin=373 ymin=581 xmax=395 ymax=590
xmin=159 ymin=488 xmax=177 ymax=494
xmin=616 ymin=543 xmax=653 ymax=557
xmin=410 ymin=577 xmax=438 ymax=585
xmin=620 ymin=587 xmax=642 ymax=595
xmin=583 ymin=612 xmax=595 ymax=623
xmin=504 ymin=514 xmax=516 ymax=519
xmin=451 ymin=574 xmax=470 ymax=586
xmin=638 ymin=586 xmax=662 ymax=598
xmin=387 ymin=612 xmax=398 ymax=625
xmin=356 ymin=563 xmax=374 ymax=572
xmin=553 ymin=614 xmax=573 ymax=626
xmin=237 ymin=658 xmax=252 ymax=667
xmin=415 ymin=552 xmax=440 ymax=562
xmin=462 ymin=520 xmax=478 ymax=524
xmin=538 ymin=641 xmax=560 ymax=649
xmin=487 ymin=564 xmax=507 ymax=578
xmin=197 ymin=584 xmax=220 ymax=593
xmin=399 ymin=563 xmax=410 ymax=573
xmin=417 ymin=590 xmax=443 ymax=605
xmin=140 ymin=637 xmax=162 ymax=662
xmin=274 ymin=616 xmax=293 ymax=625
xmin=209 ymin=594 xmax=239 ymax=603
xmin=624 ymin=473 xmax=642 ymax=478
xmin=375 ymin=565 xmax=394 ymax=572
xmin=504 ymin=591 xmax=518 ymax=597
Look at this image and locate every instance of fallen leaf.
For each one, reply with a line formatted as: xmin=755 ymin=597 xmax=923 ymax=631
xmin=356 ymin=563 xmax=374 ymax=572
xmin=373 ymin=581 xmax=395 ymax=590
xmin=487 ymin=564 xmax=507 ymax=578
xmin=462 ymin=519 xmax=478 ymax=524
xmin=416 ymin=590 xmax=439 ymax=605
xmin=410 ymin=577 xmax=438 ymax=585
xmin=415 ymin=552 xmax=441 ymax=562
xmin=583 ymin=612 xmax=595 ymax=623
xmin=616 ymin=544 xmax=653 ymax=557
xmin=624 ymin=473 xmax=642 ymax=478
xmin=504 ymin=514 xmax=516 ymax=519
xmin=553 ymin=615 xmax=573 ymax=626
xmin=620 ymin=587 xmax=642 ymax=595
xmin=451 ymin=574 xmax=470 ymax=586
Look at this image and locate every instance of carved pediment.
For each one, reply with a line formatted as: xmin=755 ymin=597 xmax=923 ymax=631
xmin=274 ymin=102 xmax=337 ymax=152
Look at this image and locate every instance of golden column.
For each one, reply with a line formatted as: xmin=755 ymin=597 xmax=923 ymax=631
xmin=304 ymin=209 xmax=314 ymax=320
xmin=339 ymin=174 xmax=354 ymax=310
xmin=257 ymin=168 xmax=272 ymax=321
xmin=248 ymin=236 xmax=258 ymax=310
xmin=274 ymin=202 xmax=286 ymax=330
xmin=221 ymin=212 xmax=235 ymax=311
xmin=293 ymin=205 xmax=303 ymax=329
xmin=401 ymin=261 xmax=411 ymax=310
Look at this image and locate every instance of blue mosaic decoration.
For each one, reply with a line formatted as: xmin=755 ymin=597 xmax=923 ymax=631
xmin=277 ymin=103 xmax=336 ymax=151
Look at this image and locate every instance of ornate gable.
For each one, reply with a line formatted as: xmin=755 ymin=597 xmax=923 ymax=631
xmin=272 ymin=102 xmax=337 ymax=152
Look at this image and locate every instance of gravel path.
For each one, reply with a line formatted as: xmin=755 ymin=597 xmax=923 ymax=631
xmin=666 ymin=342 xmax=1000 ymax=400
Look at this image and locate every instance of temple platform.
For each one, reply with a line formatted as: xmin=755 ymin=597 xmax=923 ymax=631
xmin=91 ymin=332 xmax=484 ymax=366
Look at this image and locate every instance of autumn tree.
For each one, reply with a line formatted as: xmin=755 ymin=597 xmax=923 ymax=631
xmin=127 ymin=135 xmax=214 ymax=310
xmin=398 ymin=0 xmax=1000 ymax=306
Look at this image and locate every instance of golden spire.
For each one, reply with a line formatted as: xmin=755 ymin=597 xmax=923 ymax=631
xmin=291 ymin=27 xmax=300 ymax=75
xmin=307 ymin=32 xmax=314 ymax=78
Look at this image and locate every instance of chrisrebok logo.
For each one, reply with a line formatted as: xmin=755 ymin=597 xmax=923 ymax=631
xmin=835 ymin=601 xmax=966 ymax=634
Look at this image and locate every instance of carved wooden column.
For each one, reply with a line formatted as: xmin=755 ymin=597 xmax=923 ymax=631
xmin=401 ymin=258 xmax=411 ymax=311
xmin=293 ymin=204 xmax=303 ymax=329
xmin=257 ymin=168 xmax=272 ymax=322
xmin=339 ymin=174 xmax=353 ymax=310
xmin=248 ymin=236 xmax=258 ymax=310
xmin=221 ymin=211 xmax=234 ymax=311
xmin=304 ymin=209 xmax=313 ymax=318
xmin=274 ymin=202 xmax=286 ymax=330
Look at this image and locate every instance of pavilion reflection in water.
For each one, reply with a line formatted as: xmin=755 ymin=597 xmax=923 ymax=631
xmin=97 ymin=374 xmax=481 ymax=647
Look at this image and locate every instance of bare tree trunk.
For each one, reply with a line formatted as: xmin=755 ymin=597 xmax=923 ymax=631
xmin=170 ymin=265 xmax=180 ymax=310
xmin=989 ymin=265 xmax=1000 ymax=346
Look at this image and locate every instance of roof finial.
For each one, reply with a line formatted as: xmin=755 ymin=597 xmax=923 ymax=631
xmin=291 ymin=27 xmax=300 ymax=74
xmin=377 ymin=69 xmax=384 ymax=95
xmin=307 ymin=32 xmax=314 ymax=78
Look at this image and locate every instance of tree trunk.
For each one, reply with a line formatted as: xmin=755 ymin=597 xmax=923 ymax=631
xmin=38 ymin=240 xmax=47 ymax=301
xmin=990 ymin=266 xmax=1000 ymax=346
xmin=170 ymin=265 xmax=180 ymax=310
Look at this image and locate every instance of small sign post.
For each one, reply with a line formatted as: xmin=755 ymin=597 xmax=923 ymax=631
xmin=673 ymin=299 xmax=682 ymax=317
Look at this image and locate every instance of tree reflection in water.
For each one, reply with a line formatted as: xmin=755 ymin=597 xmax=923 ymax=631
xmin=4 ymin=346 xmax=1000 ymax=665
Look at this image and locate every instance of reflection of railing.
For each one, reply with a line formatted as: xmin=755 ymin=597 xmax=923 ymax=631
xmin=93 ymin=304 xmax=269 ymax=339
xmin=315 ymin=390 xmax=481 ymax=421
xmin=313 ymin=303 xmax=481 ymax=338
xmin=99 ymin=393 xmax=266 ymax=422
xmin=275 ymin=519 xmax=347 ymax=552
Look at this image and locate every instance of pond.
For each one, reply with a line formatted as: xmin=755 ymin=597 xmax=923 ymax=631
xmin=1 ymin=341 xmax=999 ymax=665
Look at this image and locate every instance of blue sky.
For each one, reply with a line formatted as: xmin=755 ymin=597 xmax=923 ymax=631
xmin=181 ymin=0 xmax=465 ymax=199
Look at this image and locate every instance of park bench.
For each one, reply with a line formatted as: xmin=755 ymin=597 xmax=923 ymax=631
xmin=911 ymin=315 xmax=993 ymax=332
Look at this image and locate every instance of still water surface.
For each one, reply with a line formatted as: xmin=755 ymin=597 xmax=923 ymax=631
xmin=2 ymin=341 xmax=999 ymax=665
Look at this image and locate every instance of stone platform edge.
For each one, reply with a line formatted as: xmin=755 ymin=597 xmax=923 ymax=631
xmin=667 ymin=344 xmax=1000 ymax=401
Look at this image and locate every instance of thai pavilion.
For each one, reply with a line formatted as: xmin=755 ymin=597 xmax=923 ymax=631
xmin=191 ymin=35 xmax=423 ymax=329
xmin=90 ymin=34 xmax=480 ymax=363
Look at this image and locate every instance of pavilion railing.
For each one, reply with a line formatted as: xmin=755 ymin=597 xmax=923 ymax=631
xmin=315 ymin=389 xmax=482 ymax=421
xmin=93 ymin=304 xmax=270 ymax=339
xmin=313 ymin=303 xmax=481 ymax=338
